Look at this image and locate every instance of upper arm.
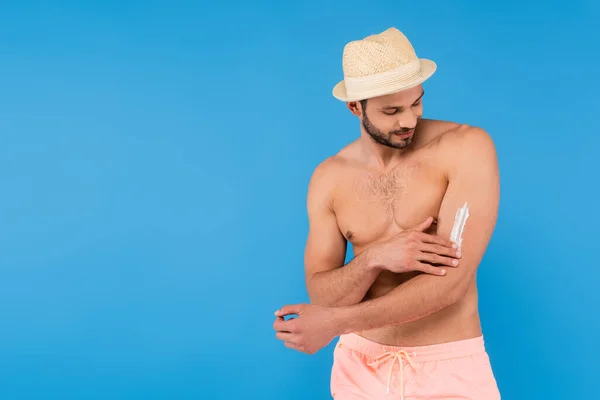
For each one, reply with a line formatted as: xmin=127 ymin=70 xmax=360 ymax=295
xmin=303 ymin=160 xmax=347 ymax=283
xmin=435 ymin=127 xmax=500 ymax=296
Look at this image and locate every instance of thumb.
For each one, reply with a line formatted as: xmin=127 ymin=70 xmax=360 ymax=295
xmin=413 ymin=216 xmax=434 ymax=232
xmin=274 ymin=304 xmax=303 ymax=317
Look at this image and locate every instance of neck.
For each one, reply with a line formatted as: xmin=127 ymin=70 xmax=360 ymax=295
xmin=358 ymin=130 xmax=412 ymax=170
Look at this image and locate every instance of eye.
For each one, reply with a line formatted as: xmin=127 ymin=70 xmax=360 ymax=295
xmin=383 ymin=109 xmax=398 ymax=115
xmin=411 ymin=101 xmax=422 ymax=107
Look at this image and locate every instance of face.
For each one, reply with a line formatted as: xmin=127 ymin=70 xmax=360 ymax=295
xmin=350 ymin=85 xmax=424 ymax=149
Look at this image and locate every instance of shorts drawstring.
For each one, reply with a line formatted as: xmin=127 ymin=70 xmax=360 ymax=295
xmin=368 ymin=350 xmax=416 ymax=399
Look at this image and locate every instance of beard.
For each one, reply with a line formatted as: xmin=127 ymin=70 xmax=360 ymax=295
xmin=362 ymin=112 xmax=421 ymax=149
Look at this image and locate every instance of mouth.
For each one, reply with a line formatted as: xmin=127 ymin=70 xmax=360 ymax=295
xmin=393 ymin=129 xmax=414 ymax=139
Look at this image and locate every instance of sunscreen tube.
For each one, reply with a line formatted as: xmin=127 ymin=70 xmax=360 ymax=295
xmin=450 ymin=202 xmax=470 ymax=250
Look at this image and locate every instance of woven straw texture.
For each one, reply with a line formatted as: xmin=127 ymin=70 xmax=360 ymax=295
xmin=342 ymin=28 xmax=417 ymax=78
xmin=332 ymin=27 xmax=436 ymax=102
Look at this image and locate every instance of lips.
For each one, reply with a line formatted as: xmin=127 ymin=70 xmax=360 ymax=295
xmin=394 ymin=129 xmax=414 ymax=139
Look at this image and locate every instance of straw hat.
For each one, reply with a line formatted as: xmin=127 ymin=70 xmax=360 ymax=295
xmin=332 ymin=27 xmax=437 ymax=102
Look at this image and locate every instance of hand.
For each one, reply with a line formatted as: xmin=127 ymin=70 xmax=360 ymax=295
xmin=371 ymin=216 xmax=461 ymax=276
xmin=273 ymin=303 xmax=341 ymax=355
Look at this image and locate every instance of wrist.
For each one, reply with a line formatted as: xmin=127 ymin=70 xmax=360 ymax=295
xmin=332 ymin=305 xmax=356 ymax=336
xmin=365 ymin=247 xmax=384 ymax=273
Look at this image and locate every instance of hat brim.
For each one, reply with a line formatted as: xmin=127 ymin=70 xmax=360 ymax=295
xmin=332 ymin=59 xmax=437 ymax=102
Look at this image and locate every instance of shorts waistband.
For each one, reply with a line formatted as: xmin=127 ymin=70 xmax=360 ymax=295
xmin=337 ymin=333 xmax=486 ymax=363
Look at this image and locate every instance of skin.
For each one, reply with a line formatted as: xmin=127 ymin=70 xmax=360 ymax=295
xmin=272 ymin=84 xmax=500 ymax=354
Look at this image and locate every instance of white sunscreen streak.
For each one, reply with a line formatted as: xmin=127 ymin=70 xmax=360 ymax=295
xmin=450 ymin=202 xmax=470 ymax=250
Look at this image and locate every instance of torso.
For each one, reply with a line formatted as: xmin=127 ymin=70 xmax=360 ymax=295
xmin=330 ymin=119 xmax=482 ymax=346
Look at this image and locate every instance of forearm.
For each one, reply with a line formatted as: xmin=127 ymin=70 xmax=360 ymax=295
xmin=307 ymin=249 xmax=380 ymax=307
xmin=337 ymin=270 xmax=472 ymax=333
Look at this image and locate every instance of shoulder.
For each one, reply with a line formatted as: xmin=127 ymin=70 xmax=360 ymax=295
xmin=308 ymin=141 xmax=360 ymax=186
xmin=440 ymin=123 xmax=495 ymax=152
xmin=305 ymin=155 xmax=346 ymax=210
xmin=309 ymin=155 xmax=345 ymax=185
xmin=306 ymin=140 xmax=361 ymax=210
xmin=436 ymin=123 xmax=498 ymax=171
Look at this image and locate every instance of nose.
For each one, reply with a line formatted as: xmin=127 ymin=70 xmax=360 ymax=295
xmin=396 ymin=109 xmax=418 ymax=130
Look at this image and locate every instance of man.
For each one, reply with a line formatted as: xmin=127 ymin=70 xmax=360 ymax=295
xmin=273 ymin=27 xmax=501 ymax=399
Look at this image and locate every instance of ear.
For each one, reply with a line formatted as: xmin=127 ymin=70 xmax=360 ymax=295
xmin=346 ymin=101 xmax=362 ymax=117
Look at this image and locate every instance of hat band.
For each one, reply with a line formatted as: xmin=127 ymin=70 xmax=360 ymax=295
xmin=344 ymin=59 xmax=422 ymax=98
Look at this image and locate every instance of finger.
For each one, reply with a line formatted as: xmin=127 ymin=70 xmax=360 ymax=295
xmin=276 ymin=331 xmax=296 ymax=342
xmin=273 ymin=317 xmax=298 ymax=333
xmin=412 ymin=216 xmax=434 ymax=232
xmin=273 ymin=317 xmax=288 ymax=332
xmin=415 ymin=231 xmax=457 ymax=248
xmin=417 ymin=252 xmax=460 ymax=268
xmin=413 ymin=261 xmax=448 ymax=276
xmin=420 ymin=242 xmax=462 ymax=258
xmin=284 ymin=341 xmax=303 ymax=351
xmin=274 ymin=304 xmax=304 ymax=317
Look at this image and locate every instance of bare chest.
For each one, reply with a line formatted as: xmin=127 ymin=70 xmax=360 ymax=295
xmin=334 ymin=160 xmax=447 ymax=251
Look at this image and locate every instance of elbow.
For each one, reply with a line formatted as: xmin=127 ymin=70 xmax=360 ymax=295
xmin=446 ymin=272 xmax=476 ymax=306
xmin=447 ymin=284 xmax=468 ymax=306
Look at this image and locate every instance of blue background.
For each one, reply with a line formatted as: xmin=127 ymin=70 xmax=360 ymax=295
xmin=0 ymin=1 xmax=598 ymax=399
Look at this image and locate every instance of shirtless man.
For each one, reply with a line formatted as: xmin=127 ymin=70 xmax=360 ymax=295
xmin=273 ymin=28 xmax=501 ymax=399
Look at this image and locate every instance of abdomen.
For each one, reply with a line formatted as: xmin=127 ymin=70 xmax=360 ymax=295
xmin=364 ymin=270 xmax=421 ymax=300
xmin=357 ymin=277 xmax=482 ymax=346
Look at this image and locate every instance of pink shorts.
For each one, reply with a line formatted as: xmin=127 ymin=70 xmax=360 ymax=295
xmin=330 ymin=333 xmax=500 ymax=399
